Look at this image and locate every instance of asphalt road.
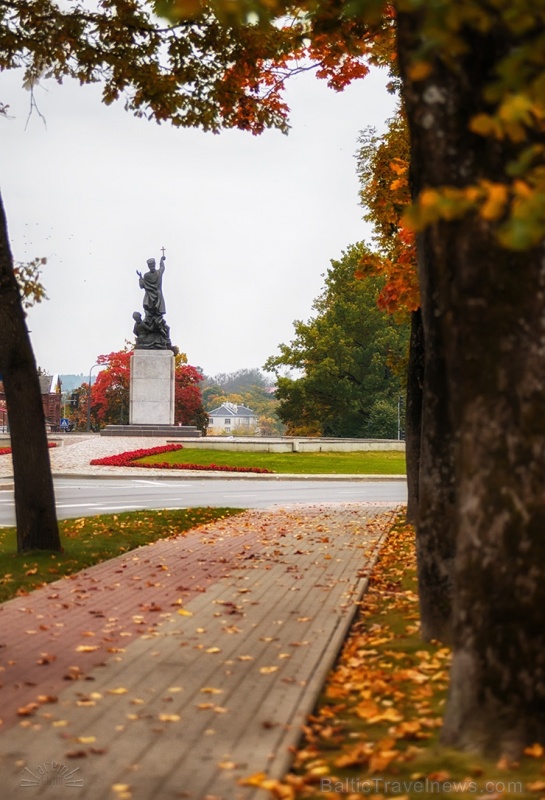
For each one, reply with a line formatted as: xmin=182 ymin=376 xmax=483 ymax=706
xmin=0 ymin=477 xmax=407 ymax=526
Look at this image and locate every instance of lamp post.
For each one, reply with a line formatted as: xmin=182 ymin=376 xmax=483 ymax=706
xmin=86 ymin=363 xmax=100 ymax=432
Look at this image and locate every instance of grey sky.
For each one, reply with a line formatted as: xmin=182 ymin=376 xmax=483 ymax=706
xmin=0 ymin=66 xmax=396 ymax=379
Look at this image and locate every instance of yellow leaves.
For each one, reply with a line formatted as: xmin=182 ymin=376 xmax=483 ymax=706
xmin=355 ymin=699 xmax=403 ymax=724
xmin=526 ymin=779 xmax=545 ymax=792
xmin=107 ymin=687 xmax=128 ymax=695
xmin=407 ymin=61 xmax=433 ymax=82
xmin=239 ymin=772 xmax=297 ymax=799
xmin=76 ymin=645 xmax=100 ymax=652
xmin=157 ymin=713 xmax=181 ymax=722
xmin=111 ymin=784 xmax=132 ymax=800
xmin=177 ymin=608 xmax=193 ymax=617
xmin=200 ymin=687 xmax=223 ymax=694
xmin=471 ymin=94 xmax=542 ymax=143
xmin=260 ymin=666 xmax=279 ymax=674
xmin=524 ymin=743 xmax=544 ymax=758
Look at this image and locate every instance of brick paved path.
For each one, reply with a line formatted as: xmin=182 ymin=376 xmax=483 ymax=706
xmin=0 ymin=503 xmax=399 ymax=800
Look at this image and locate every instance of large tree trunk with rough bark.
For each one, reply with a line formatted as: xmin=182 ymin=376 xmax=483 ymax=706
xmin=0 ymin=192 xmax=60 ymax=553
xmin=397 ymin=10 xmax=545 ymax=756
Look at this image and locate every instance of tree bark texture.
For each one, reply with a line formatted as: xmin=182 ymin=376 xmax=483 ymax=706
xmin=404 ymin=308 xmax=423 ymax=524
xmin=0 ymin=192 xmax=60 ymax=552
xmin=397 ymin=10 xmax=545 ymax=756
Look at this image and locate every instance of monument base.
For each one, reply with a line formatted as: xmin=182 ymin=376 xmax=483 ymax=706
xmin=129 ymin=349 xmax=174 ymax=425
xmin=101 ymin=424 xmax=201 ymax=438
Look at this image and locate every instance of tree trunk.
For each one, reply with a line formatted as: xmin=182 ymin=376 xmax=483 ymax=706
xmin=0 ymin=191 xmax=60 ymax=552
xmin=405 ymin=302 xmax=456 ymax=642
xmin=404 ymin=308 xmax=423 ymax=524
xmin=397 ymin=9 xmax=545 ymax=756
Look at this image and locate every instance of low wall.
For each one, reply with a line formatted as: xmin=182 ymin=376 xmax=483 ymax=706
xmin=167 ymin=436 xmax=406 ymax=453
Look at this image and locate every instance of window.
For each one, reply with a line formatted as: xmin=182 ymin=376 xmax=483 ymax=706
xmin=225 ymin=419 xmax=231 ymax=425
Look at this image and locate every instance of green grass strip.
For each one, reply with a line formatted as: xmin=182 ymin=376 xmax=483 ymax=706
xmin=138 ymin=448 xmax=406 ymax=475
xmin=0 ymin=507 xmax=245 ymax=604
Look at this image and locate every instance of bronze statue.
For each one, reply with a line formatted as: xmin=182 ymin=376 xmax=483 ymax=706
xmin=134 ymin=249 xmax=172 ymax=350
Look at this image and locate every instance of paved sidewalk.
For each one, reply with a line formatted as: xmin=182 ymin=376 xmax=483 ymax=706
xmin=0 ymin=503 xmax=399 ymax=799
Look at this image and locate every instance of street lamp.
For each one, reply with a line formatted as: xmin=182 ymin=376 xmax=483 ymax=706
xmin=86 ymin=363 xmax=100 ymax=432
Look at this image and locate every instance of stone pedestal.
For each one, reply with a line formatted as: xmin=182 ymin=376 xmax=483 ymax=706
xmin=130 ymin=350 xmax=174 ymax=425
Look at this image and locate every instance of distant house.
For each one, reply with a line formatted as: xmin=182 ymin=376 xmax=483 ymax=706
xmin=208 ymin=402 xmax=258 ymax=434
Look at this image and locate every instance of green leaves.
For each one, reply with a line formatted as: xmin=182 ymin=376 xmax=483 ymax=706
xmin=266 ymin=245 xmax=410 ymax=437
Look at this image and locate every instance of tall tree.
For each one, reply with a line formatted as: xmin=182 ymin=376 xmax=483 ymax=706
xmin=393 ymin=1 xmax=545 ymax=755
xmin=0 ymin=194 xmax=60 ymax=551
xmin=357 ymin=113 xmax=455 ymax=641
xmin=265 ymin=245 xmax=410 ymax=437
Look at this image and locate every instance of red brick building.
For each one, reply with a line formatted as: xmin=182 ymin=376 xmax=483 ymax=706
xmin=0 ymin=374 xmax=62 ymax=432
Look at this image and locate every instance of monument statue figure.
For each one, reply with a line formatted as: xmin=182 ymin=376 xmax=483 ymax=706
xmin=134 ymin=249 xmax=172 ymax=350
xmin=137 ymin=255 xmax=166 ymax=315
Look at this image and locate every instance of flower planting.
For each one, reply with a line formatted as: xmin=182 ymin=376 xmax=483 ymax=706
xmin=0 ymin=442 xmax=57 ymax=456
xmin=90 ymin=444 xmax=273 ymax=474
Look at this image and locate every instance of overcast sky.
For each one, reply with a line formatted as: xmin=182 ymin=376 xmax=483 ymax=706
xmin=0 ymin=65 xmax=396 ymax=381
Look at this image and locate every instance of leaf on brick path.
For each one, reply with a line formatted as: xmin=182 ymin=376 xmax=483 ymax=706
xmin=260 ymin=666 xmax=279 ymax=674
xmin=158 ymin=713 xmax=181 ymax=722
xmin=75 ymin=736 xmax=96 ymax=743
xmin=112 ymin=785 xmax=132 ymax=798
xmin=297 ymin=617 xmax=311 ymax=622
xmin=238 ymin=771 xmax=268 ymax=787
xmin=76 ymin=699 xmax=96 ymax=707
xmin=65 ymin=750 xmax=88 ymax=759
xmin=206 ymin=647 xmax=221 ymax=654
xmin=177 ymin=608 xmax=193 ymax=617
xmin=17 ymin=702 xmax=39 ymax=716
xmin=213 ymin=706 xmax=228 ymax=714
xmin=218 ymin=761 xmax=237 ymax=770
xmin=37 ymin=694 xmax=58 ymax=704
xmin=76 ymin=645 xmax=100 ymax=652
xmin=167 ymin=686 xmax=183 ymax=693
xmin=238 ymin=655 xmax=254 ymax=661
xmin=37 ymin=653 xmax=56 ymax=665
xmin=107 ymin=687 xmax=128 ymax=695
xmin=200 ymin=687 xmax=223 ymax=694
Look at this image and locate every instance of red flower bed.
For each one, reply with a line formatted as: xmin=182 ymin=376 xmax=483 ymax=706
xmin=90 ymin=444 xmax=273 ymax=474
xmin=0 ymin=442 xmax=57 ymax=456
xmin=90 ymin=444 xmax=184 ymax=466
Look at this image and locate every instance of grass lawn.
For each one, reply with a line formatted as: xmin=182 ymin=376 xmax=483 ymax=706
xmin=137 ymin=448 xmax=407 ymax=475
xmin=0 ymin=507 xmax=244 ymax=604
xmin=245 ymin=518 xmax=545 ymax=799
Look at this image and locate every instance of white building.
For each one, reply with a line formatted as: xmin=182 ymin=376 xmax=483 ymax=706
xmin=208 ymin=402 xmax=258 ymax=434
